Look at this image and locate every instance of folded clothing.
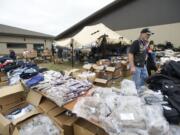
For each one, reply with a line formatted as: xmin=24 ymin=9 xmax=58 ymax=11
xmin=20 ymin=67 xmax=39 ymax=79
xmin=26 ymin=74 xmax=44 ymax=87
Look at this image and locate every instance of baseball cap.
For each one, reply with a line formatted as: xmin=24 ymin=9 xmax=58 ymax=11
xmin=141 ymin=28 xmax=154 ymax=35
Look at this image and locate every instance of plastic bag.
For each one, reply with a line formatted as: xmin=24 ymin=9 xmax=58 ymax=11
xmin=92 ymin=87 xmax=122 ymax=111
xmin=101 ymin=96 xmax=146 ymax=135
xmin=19 ymin=114 xmax=60 ymax=135
xmin=144 ymin=105 xmax=169 ymax=135
xmin=169 ymin=125 xmax=180 ymax=135
xmin=139 ymin=87 xmax=164 ymax=105
xmin=110 ymin=96 xmax=146 ymax=129
xmin=73 ymin=87 xmax=121 ymax=122
xmin=120 ymin=79 xmax=138 ymax=96
xmin=118 ymin=128 xmax=149 ymax=135
xmin=73 ymin=97 xmax=111 ymax=122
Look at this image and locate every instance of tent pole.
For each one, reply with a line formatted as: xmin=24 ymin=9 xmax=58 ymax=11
xmin=70 ymin=39 xmax=74 ymax=67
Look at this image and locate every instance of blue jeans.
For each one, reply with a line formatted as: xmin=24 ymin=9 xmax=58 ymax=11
xmin=132 ymin=66 xmax=148 ymax=90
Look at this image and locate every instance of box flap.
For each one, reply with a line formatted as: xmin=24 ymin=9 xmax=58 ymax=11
xmin=39 ymin=98 xmax=57 ymax=113
xmin=27 ymin=90 xmax=43 ymax=106
xmin=106 ymin=67 xmax=115 ymax=72
xmin=0 ymin=93 xmax=25 ymax=106
xmin=0 ymin=81 xmax=8 ymax=87
xmin=65 ymin=117 xmax=78 ymax=126
xmin=12 ymin=127 xmax=19 ymax=135
xmin=83 ymin=64 xmax=92 ymax=70
xmin=0 ymin=113 xmax=10 ymax=127
xmin=48 ymin=107 xmax=66 ymax=117
xmin=0 ymin=75 xmax=8 ymax=81
xmin=74 ymin=118 xmax=108 ymax=135
xmin=74 ymin=124 xmax=95 ymax=135
xmin=94 ymin=78 xmax=108 ymax=84
xmin=0 ymin=83 xmax=24 ymax=98
xmin=93 ymin=65 xmax=104 ymax=70
xmin=12 ymin=109 xmax=40 ymax=125
xmin=73 ymin=118 xmax=97 ymax=135
xmin=55 ymin=113 xmax=77 ymax=126
xmin=2 ymin=101 xmax=28 ymax=115
xmin=0 ymin=113 xmax=11 ymax=135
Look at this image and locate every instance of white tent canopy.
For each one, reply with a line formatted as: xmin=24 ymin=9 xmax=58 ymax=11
xmin=55 ymin=38 xmax=72 ymax=48
xmin=56 ymin=23 xmax=131 ymax=49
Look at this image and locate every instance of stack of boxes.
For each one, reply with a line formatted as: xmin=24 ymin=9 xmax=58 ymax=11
xmin=92 ymin=58 xmax=130 ymax=86
xmin=23 ymin=50 xmax=38 ymax=59
xmin=41 ymin=49 xmax=52 ymax=61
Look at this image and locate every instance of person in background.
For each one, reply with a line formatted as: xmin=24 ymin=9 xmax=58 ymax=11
xmin=51 ymin=44 xmax=55 ymax=56
xmin=9 ymin=49 xmax=16 ymax=60
xmin=128 ymin=28 xmax=154 ymax=90
xmin=146 ymin=40 xmax=157 ymax=76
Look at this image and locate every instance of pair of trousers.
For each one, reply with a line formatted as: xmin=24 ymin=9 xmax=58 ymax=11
xmin=132 ymin=66 xmax=148 ymax=90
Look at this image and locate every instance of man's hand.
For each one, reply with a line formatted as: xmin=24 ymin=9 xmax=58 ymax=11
xmin=128 ymin=53 xmax=136 ymax=74
xmin=130 ymin=66 xmax=136 ymax=74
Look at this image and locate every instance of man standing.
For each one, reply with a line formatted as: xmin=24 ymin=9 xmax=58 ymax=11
xmin=128 ymin=28 xmax=154 ymax=89
xmin=9 ymin=49 xmax=16 ymax=60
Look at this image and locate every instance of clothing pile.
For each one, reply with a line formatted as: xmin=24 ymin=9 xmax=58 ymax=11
xmin=18 ymin=114 xmax=61 ymax=135
xmin=73 ymin=79 xmax=170 ymax=135
xmin=0 ymin=59 xmax=13 ymax=68
xmin=146 ymin=60 xmax=180 ymax=124
xmin=31 ymin=70 xmax=92 ymax=107
xmin=7 ymin=62 xmax=38 ymax=85
xmin=0 ymin=55 xmax=12 ymax=63
xmin=7 ymin=62 xmax=47 ymax=85
xmin=2 ymin=60 xmax=25 ymax=73
xmin=159 ymin=56 xmax=180 ymax=65
xmin=157 ymin=49 xmax=180 ymax=65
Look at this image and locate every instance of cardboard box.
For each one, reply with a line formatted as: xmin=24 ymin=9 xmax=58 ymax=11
xmin=106 ymin=67 xmax=116 ymax=72
xmin=121 ymin=61 xmax=129 ymax=71
xmin=122 ymin=70 xmax=131 ymax=77
xmin=0 ymin=113 xmax=11 ymax=135
xmin=0 ymin=72 xmax=8 ymax=82
xmin=53 ymin=57 xmax=63 ymax=64
xmin=96 ymin=71 xmax=113 ymax=80
xmin=83 ymin=64 xmax=93 ymax=70
xmin=0 ymin=83 xmax=25 ymax=113
xmin=25 ymin=51 xmax=37 ymax=58
xmin=92 ymin=64 xmax=104 ymax=71
xmin=112 ymin=68 xmax=122 ymax=79
xmin=94 ymin=78 xmax=112 ymax=87
xmin=52 ymin=108 xmax=78 ymax=135
xmin=115 ymin=61 xmax=121 ymax=69
xmin=96 ymin=59 xmax=111 ymax=66
xmin=12 ymin=113 xmax=64 ymax=135
xmin=0 ymin=81 xmax=8 ymax=87
xmin=0 ymin=90 xmax=42 ymax=135
xmin=42 ymin=51 xmax=52 ymax=57
xmin=17 ymin=91 xmax=64 ymax=135
xmin=73 ymin=118 xmax=108 ymax=135
xmin=28 ymin=90 xmax=77 ymax=135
